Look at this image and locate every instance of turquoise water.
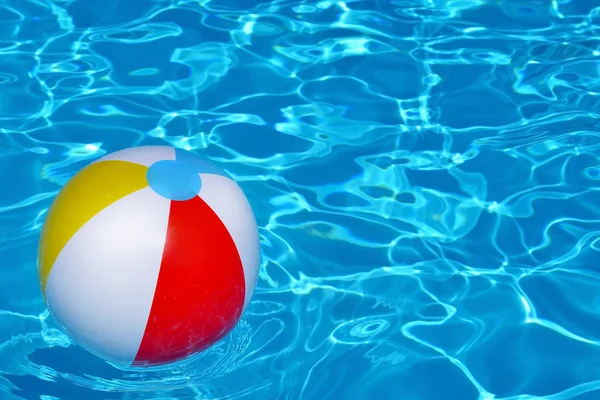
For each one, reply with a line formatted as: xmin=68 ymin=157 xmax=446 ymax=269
xmin=1 ymin=0 xmax=600 ymax=399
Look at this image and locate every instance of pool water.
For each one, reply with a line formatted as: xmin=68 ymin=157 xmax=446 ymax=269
xmin=1 ymin=0 xmax=600 ymax=399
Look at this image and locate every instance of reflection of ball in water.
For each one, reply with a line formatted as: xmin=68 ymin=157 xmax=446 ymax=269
xmin=37 ymin=146 xmax=261 ymax=367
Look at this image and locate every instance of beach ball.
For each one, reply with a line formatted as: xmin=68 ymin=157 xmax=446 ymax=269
xmin=37 ymin=146 xmax=260 ymax=367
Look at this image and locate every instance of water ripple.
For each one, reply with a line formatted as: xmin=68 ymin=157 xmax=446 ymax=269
xmin=1 ymin=0 xmax=600 ymax=399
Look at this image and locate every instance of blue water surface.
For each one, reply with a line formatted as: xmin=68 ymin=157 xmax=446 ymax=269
xmin=1 ymin=0 xmax=600 ymax=399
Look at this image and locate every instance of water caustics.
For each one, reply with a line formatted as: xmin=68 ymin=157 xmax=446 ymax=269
xmin=1 ymin=0 xmax=600 ymax=399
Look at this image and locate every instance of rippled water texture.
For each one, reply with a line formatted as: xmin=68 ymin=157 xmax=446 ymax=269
xmin=1 ymin=0 xmax=600 ymax=399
